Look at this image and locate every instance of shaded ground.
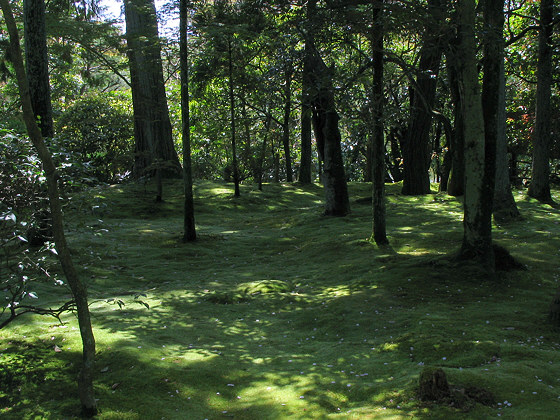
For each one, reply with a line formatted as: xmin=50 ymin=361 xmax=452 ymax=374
xmin=1 ymin=181 xmax=560 ymax=419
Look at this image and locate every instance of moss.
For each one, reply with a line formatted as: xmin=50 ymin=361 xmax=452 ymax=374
xmin=1 ymin=181 xmax=559 ymax=419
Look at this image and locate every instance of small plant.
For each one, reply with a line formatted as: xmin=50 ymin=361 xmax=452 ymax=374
xmin=0 ymin=209 xmax=72 ymax=329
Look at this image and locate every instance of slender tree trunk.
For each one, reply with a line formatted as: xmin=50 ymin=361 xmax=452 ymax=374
xmin=371 ymin=0 xmax=388 ymax=245
xmin=257 ymin=115 xmax=272 ymax=190
xmin=0 ymin=1 xmax=97 ymax=415
xmin=528 ymin=0 xmax=554 ymax=204
xmin=299 ymin=5 xmax=314 ymax=184
xmin=282 ymin=66 xmax=293 ymax=182
xmin=23 ymin=0 xmax=53 ymax=138
xmin=125 ymin=0 xmax=180 ymax=186
xmin=446 ymin=36 xmax=465 ymax=196
xmin=401 ymin=0 xmax=445 ymax=195
xmin=456 ymin=0 xmax=494 ymax=270
xmin=481 ymin=0 xmax=503 ymax=225
xmin=488 ymin=1 xmax=520 ymax=222
xmin=180 ymin=0 xmax=196 ymax=242
xmin=227 ymin=39 xmax=240 ymax=197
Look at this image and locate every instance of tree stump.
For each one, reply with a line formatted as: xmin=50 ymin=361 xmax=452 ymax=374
xmin=419 ymin=367 xmax=450 ymax=401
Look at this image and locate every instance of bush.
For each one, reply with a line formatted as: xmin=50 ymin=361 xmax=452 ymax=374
xmin=0 ymin=129 xmax=44 ymax=215
xmin=56 ymin=94 xmax=134 ymax=183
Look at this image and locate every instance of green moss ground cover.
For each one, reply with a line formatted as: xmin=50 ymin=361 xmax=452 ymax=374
xmin=1 ymin=181 xmax=560 ymax=419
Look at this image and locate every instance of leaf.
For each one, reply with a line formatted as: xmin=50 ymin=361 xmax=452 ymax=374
xmin=54 ymin=345 xmax=62 ymax=352
xmin=28 ymin=292 xmax=39 ymax=299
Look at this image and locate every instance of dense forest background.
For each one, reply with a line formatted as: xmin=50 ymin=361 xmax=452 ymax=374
xmin=1 ymin=0 xmax=560 ymax=417
xmin=1 ymin=0 xmax=558 ymax=197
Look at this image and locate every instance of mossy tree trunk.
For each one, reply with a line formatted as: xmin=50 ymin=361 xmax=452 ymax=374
xmin=528 ymin=0 xmax=554 ymax=204
xmin=0 ymin=0 xmax=97 ymax=415
xmin=180 ymin=0 xmax=196 ymax=242
xmin=371 ymin=0 xmax=388 ymax=245
xmin=456 ymin=0 xmax=495 ymax=270
xmin=23 ymin=0 xmax=53 ymax=138
xmin=401 ymin=0 xmax=445 ymax=196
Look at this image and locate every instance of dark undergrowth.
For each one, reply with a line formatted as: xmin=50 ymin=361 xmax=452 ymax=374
xmin=1 ymin=180 xmax=559 ymax=419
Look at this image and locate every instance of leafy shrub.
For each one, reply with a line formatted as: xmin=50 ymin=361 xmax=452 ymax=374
xmin=0 ymin=129 xmax=44 ymax=215
xmin=56 ymin=94 xmax=134 ymax=183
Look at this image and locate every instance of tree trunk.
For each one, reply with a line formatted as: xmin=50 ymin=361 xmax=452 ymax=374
xmin=481 ymin=0 xmax=504 ymax=224
xmin=446 ymin=29 xmax=465 ymax=196
xmin=282 ymin=66 xmax=293 ymax=182
xmin=23 ymin=0 xmax=53 ymax=138
xmin=309 ymin=48 xmax=350 ymax=216
xmin=456 ymin=0 xmax=494 ymax=270
xmin=180 ymin=0 xmax=196 ymax=242
xmin=257 ymin=115 xmax=272 ymax=190
xmin=371 ymin=0 xmax=388 ymax=245
xmin=0 ymin=1 xmax=97 ymax=415
xmin=125 ymin=0 xmax=180 ymax=184
xmin=491 ymin=11 xmax=520 ymax=222
xmin=299 ymin=6 xmax=314 ymax=185
xmin=401 ymin=0 xmax=445 ymax=195
xmin=528 ymin=0 xmax=554 ymax=204
xmin=227 ymin=39 xmax=241 ymax=197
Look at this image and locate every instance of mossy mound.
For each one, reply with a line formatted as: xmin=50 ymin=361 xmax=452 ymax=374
xmin=205 ymin=279 xmax=293 ymax=304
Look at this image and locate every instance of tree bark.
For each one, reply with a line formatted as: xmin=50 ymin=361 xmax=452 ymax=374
xmin=401 ymin=0 xmax=445 ymax=195
xmin=490 ymin=4 xmax=520 ymax=222
xmin=528 ymin=0 xmax=554 ymax=204
xmin=180 ymin=0 xmax=196 ymax=242
xmin=282 ymin=65 xmax=293 ymax=182
xmin=481 ymin=0 xmax=504 ymax=224
xmin=299 ymin=4 xmax=315 ymax=185
xmin=371 ymin=0 xmax=388 ymax=245
xmin=23 ymin=0 xmax=53 ymax=138
xmin=446 ymin=49 xmax=465 ymax=196
xmin=227 ymin=38 xmax=241 ymax=197
xmin=0 ymin=1 xmax=97 ymax=415
xmin=457 ymin=0 xmax=494 ymax=270
xmin=125 ymin=0 xmax=180 ymax=184
xmin=309 ymin=48 xmax=350 ymax=216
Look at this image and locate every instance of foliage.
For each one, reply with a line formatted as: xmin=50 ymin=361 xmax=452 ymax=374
xmin=55 ymin=94 xmax=134 ymax=184
xmin=0 ymin=209 xmax=71 ymax=329
xmin=0 ymin=128 xmax=44 ymax=215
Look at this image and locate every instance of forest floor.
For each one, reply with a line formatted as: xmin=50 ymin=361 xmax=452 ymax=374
xmin=1 ymin=180 xmax=560 ymax=419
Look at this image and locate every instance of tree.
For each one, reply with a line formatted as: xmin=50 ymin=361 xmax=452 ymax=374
xmin=23 ymin=0 xmax=54 ymax=137
xmin=281 ymin=62 xmax=294 ymax=182
xmin=456 ymin=0 xmax=494 ymax=269
xmin=401 ymin=0 xmax=446 ymax=196
xmin=308 ymin=44 xmax=350 ymax=216
xmin=528 ymin=0 xmax=555 ymax=204
xmin=124 ymin=0 xmax=180 ymax=199
xmin=0 ymin=0 xmax=97 ymax=415
xmin=181 ymin=0 xmax=196 ymax=241
xmin=371 ymin=0 xmax=388 ymax=245
xmin=299 ymin=1 xmax=315 ymax=185
xmin=484 ymin=0 xmax=520 ymax=222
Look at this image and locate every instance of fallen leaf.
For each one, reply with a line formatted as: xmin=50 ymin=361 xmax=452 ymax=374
xmin=54 ymin=345 xmax=62 ymax=353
